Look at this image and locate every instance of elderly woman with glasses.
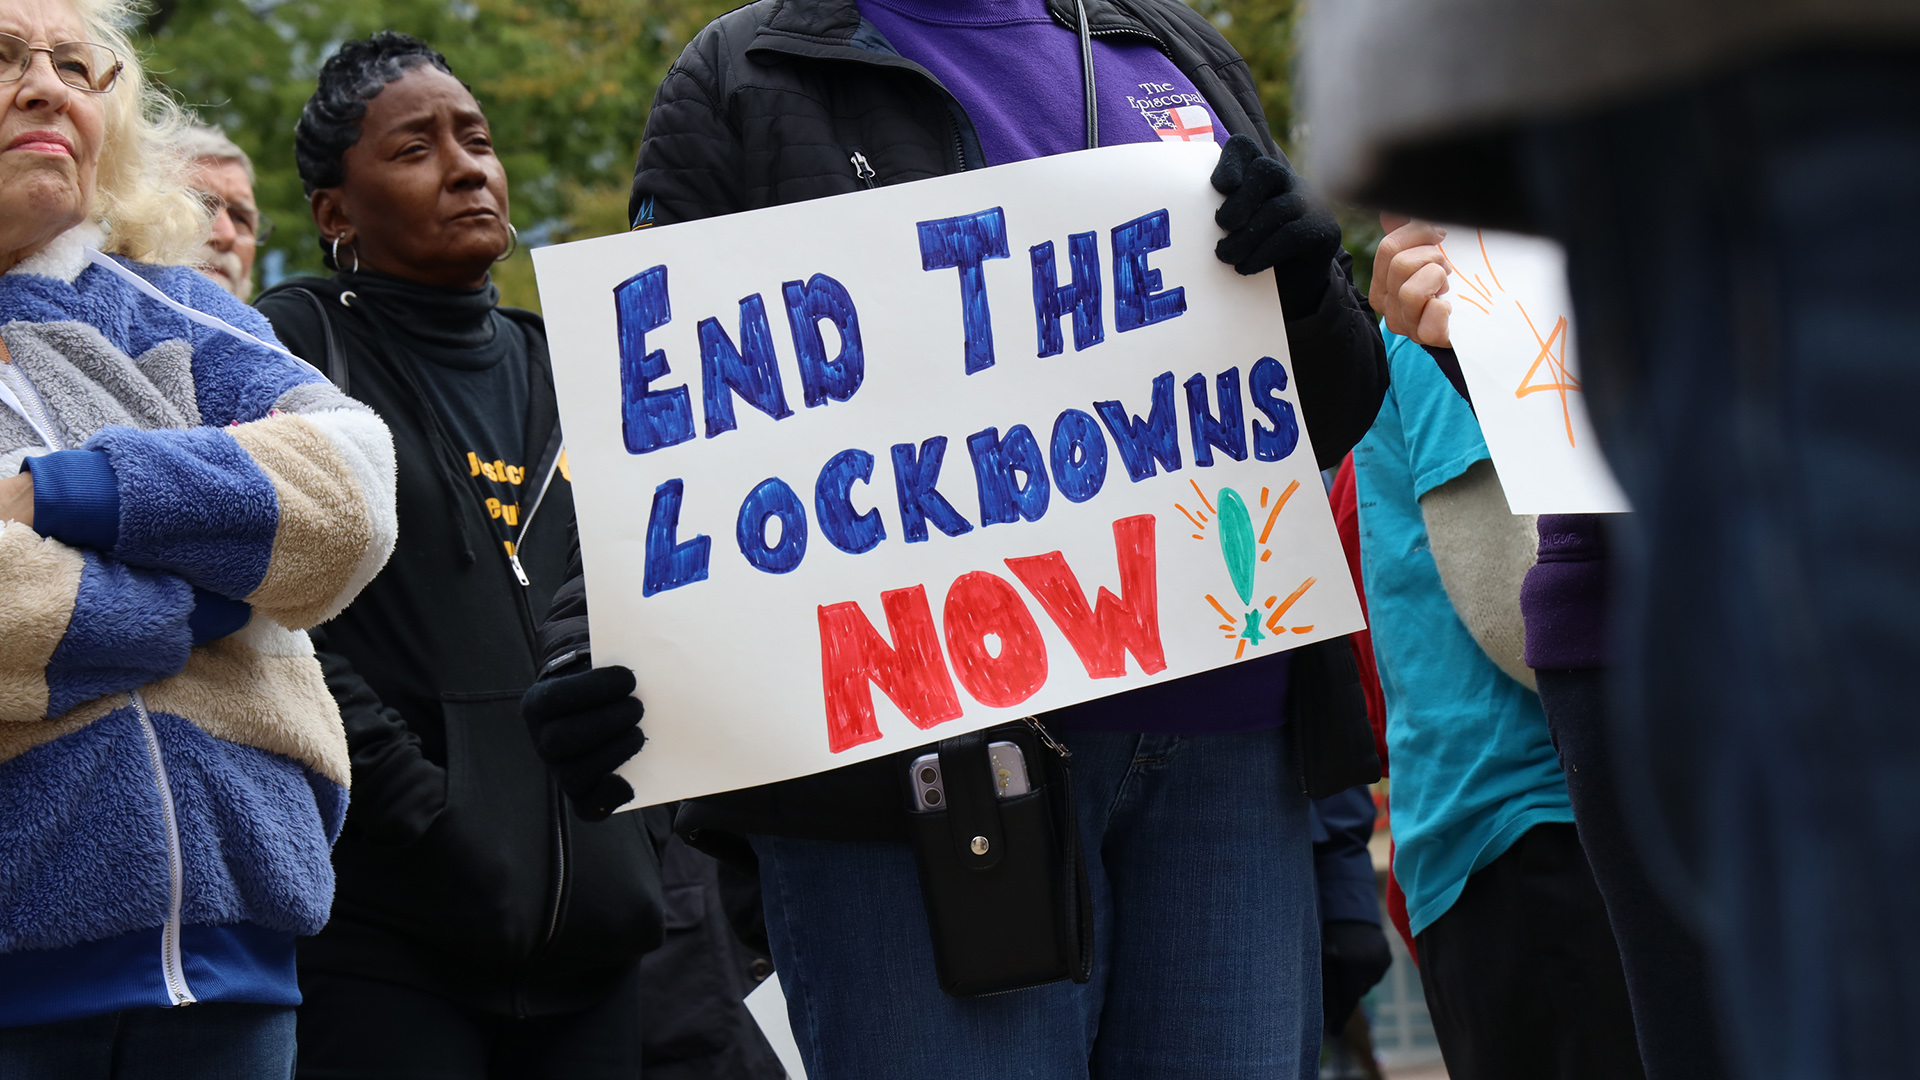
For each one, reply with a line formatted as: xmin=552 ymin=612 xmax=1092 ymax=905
xmin=0 ymin=0 xmax=397 ymax=1073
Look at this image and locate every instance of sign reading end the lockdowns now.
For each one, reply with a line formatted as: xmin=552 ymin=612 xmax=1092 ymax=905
xmin=533 ymin=142 xmax=1364 ymax=806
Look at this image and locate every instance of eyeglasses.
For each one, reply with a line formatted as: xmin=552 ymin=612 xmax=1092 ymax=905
xmin=0 ymin=32 xmax=122 ymax=94
xmin=192 ymin=189 xmax=274 ymax=243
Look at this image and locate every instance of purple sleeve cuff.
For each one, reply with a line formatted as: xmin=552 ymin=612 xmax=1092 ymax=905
xmin=23 ymin=450 xmax=121 ymax=551
xmin=189 ymin=587 xmax=251 ymax=645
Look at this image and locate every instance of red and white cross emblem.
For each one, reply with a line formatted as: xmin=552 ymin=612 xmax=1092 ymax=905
xmin=1150 ymin=105 xmax=1215 ymax=143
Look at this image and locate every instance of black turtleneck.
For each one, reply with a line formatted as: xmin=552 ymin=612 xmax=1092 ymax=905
xmin=342 ymin=269 xmax=533 ymax=554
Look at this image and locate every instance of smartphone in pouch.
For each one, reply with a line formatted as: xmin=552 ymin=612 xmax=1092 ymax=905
xmin=903 ymin=730 xmax=1086 ymax=997
xmin=910 ymin=741 xmax=1029 ymax=811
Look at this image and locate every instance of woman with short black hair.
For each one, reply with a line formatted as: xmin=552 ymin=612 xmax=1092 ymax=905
xmin=256 ymin=32 xmax=663 ymax=1079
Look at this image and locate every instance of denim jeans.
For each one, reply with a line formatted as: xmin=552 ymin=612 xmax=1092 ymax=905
xmin=751 ymin=726 xmax=1320 ymax=1079
xmin=0 ymin=1003 xmax=295 ymax=1079
xmin=1518 ymin=48 xmax=1920 ymax=1080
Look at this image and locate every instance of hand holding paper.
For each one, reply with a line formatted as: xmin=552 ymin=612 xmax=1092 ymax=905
xmin=1369 ymin=214 xmax=1453 ymax=348
xmin=1437 ymin=228 xmax=1630 ymax=514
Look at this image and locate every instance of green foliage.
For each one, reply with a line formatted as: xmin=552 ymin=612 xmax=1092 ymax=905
xmin=1184 ymin=0 xmax=1296 ymax=156
xmin=135 ymin=0 xmax=733 ymax=308
xmin=137 ymin=0 xmax=1380 ymax=308
xmin=1185 ymin=0 xmax=1382 ymax=295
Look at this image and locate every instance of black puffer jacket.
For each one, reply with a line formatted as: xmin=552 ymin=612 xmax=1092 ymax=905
xmin=539 ymin=0 xmax=1389 ymax=854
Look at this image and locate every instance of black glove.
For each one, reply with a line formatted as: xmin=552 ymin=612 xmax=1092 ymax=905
xmin=522 ymin=663 xmax=646 ymax=822
xmin=1321 ymin=918 xmax=1392 ymax=1033
xmin=1211 ymin=134 xmax=1343 ymax=317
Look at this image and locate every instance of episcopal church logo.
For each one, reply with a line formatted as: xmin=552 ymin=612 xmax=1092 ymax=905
xmin=1146 ymin=105 xmax=1215 ymax=143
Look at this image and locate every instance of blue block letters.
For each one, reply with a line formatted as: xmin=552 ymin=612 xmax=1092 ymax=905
xmin=917 ymin=207 xmax=1010 ymax=375
xmin=967 ymin=424 xmax=1050 ymax=526
xmin=783 ymin=274 xmax=865 ymax=408
xmin=1249 ymin=355 xmax=1300 ymax=462
xmin=700 ymin=294 xmax=793 ymax=438
xmin=1030 ymin=232 xmax=1103 ymax=357
xmin=644 ymin=478 xmax=710 ymax=595
xmin=1111 ymin=209 xmax=1186 ymax=333
xmin=614 ymin=265 xmax=695 ymax=455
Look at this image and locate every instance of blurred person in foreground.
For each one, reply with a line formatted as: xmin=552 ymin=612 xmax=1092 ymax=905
xmin=0 ymin=0 xmax=397 ymax=1072
xmin=1350 ymin=292 xmax=1643 ymax=1078
xmin=1372 ymin=215 xmax=1729 ymax=1080
xmin=178 ymin=122 xmax=265 ymax=301
xmin=255 ymin=32 xmax=662 ymax=1080
xmin=1307 ymin=3 xmax=1920 ymax=1075
xmin=521 ymin=0 xmax=1392 ymax=1073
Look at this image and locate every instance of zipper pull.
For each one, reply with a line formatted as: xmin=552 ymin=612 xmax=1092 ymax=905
xmin=1022 ymin=715 xmax=1071 ymax=759
xmin=850 ymin=150 xmax=877 ymax=189
xmin=508 ymin=549 xmax=531 ymax=587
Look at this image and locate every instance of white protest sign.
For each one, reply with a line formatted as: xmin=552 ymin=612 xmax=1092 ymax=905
xmin=1441 ymin=228 xmax=1630 ymax=514
xmin=534 ymin=142 xmax=1364 ymax=805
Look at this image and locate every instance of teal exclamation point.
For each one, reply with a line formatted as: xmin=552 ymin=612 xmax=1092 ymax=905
xmin=1217 ymin=488 xmax=1257 ymax=607
xmin=1217 ymin=488 xmax=1266 ymax=646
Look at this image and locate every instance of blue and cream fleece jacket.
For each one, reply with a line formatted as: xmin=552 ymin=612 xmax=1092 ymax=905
xmin=0 ymin=226 xmax=397 ymax=1026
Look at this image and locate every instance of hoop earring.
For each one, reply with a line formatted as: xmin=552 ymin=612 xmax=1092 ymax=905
xmin=495 ymin=223 xmax=519 ymax=264
xmin=331 ymin=235 xmax=360 ymax=274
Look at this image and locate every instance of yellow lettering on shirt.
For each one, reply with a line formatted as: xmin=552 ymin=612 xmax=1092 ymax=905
xmin=557 ymin=448 xmax=571 ymax=483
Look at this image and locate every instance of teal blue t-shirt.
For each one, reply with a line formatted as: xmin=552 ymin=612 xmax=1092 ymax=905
xmin=1354 ymin=328 xmax=1573 ymax=937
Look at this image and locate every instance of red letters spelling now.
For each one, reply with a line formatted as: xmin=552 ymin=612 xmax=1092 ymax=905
xmin=816 ymin=514 xmax=1166 ymax=752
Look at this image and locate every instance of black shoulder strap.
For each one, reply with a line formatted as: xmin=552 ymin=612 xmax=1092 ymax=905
xmin=277 ymin=285 xmax=350 ymax=395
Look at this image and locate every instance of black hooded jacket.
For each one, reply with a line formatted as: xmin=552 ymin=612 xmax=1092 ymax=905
xmin=539 ymin=0 xmax=1389 ymax=855
xmin=259 ymin=275 xmax=664 ymax=1018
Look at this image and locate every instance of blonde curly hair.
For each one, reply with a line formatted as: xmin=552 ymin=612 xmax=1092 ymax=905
xmin=72 ymin=0 xmax=208 ymax=264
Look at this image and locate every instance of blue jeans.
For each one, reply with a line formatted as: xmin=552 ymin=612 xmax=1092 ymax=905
xmin=751 ymin=726 xmax=1320 ymax=1080
xmin=0 ymin=1003 xmax=295 ymax=1079
xmin=1519 ymin=48 xmax=1920 ymax=1080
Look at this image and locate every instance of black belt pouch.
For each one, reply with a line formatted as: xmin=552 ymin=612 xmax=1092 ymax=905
xmin=906 ymin=723 xmax=1093 ymax=997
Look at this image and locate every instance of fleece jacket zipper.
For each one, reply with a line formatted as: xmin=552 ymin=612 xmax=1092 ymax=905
xmin=0 ymin=356 xmax=64 ymax=456
xmin=507 ymin=441 xmax=563 ymax=587
xmin=132 ymin=691 xmax=196 ymax=1006
xmin=5 ymin=332 xmax=197 ymax=1008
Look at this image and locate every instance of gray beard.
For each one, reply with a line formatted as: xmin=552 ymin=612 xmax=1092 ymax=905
xmin=197 ymin=247 xmax=251 ymax=303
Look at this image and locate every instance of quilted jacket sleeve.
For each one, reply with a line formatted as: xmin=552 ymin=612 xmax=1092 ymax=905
xmin=629 ymin=31 xmax=747 ymax=228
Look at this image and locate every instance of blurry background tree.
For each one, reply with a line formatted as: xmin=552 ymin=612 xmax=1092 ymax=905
xmin=137 ymin=0 xmax=1379 ymax=311
xmin=136 ymin=0 xmax=732 ymax=307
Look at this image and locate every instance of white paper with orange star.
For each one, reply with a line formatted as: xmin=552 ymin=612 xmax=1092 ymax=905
xmin=1440 ymin=228 xmax=1631 ymax=514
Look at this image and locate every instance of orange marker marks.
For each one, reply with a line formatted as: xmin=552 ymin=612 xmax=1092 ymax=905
xmin=1264 ymin=577 xmax=1317 ymax=635
xmin=1478 ymin=229 xmax=1505 ymax=293
xmin=1218 ymin=623 xmax=1236 ymax=632
xmin=1176 ymin=504 xmax=1207 ymax=530
xmin=1260 ymin=550 xmax=1272 ymax=562
xmin=1259 ymin=479 xmax=1301 ymax=545
xmin=1264 ymin=595 xmax=1278 ymax=608
xmin=1457 ymin=293 xmax=1490 ymax=316
xmin=1191 ymin=533 xmax=1206 ymax=541
xmin=1513 ymin=305 xmax=1580 ymax=448
xmin=1260 ymin=486 xmax=1271 ymax=507
xmin=1235 ymin=638 xmax=1248 ymax=660
xmin=1290 ymin=625 xmax=1314 ymax=634
xmin=1189 ymin=479 xmax=1216 ymax=515
xmin=1205 ymin=594 xmax=1235 ymax=622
